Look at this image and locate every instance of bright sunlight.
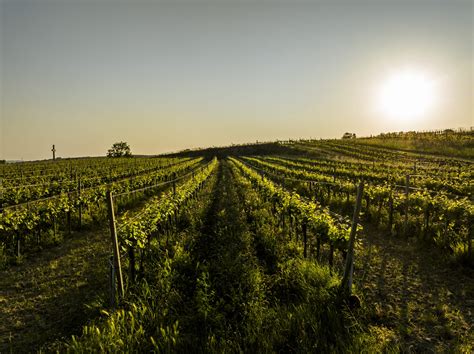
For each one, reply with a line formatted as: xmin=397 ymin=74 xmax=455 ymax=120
xmin=376 ymin=69 xmax=437 ymax=121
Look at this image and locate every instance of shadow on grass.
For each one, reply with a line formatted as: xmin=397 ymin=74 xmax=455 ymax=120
xmin=0 ymin=229 xmax=110 ymax=353
xmin=356 ymin=225 xmax=474 ymax=351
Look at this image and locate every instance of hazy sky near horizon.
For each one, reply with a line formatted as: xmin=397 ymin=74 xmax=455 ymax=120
xmin=1 ymin=0 xmax=472 ymax=160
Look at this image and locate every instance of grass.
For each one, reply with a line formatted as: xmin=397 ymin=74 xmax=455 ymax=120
xmin=61 ymin=160 xmax=380 ymax=352
xmin=0 ymin=228 xmax=110 ymax=352
xmin=357 ymin=133 xmax=474 ymax=160
xmin=355 ymin=225 xmax=474 ymax=352
xmin=3 ymin=154 xmax=471 ymax=352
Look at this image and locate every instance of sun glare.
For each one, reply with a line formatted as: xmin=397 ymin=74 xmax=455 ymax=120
xmin=376 ymin=69 xmax=437 ymax=120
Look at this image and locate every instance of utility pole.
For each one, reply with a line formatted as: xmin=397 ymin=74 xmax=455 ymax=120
xmin=52 ymin=145 xmax=56 ymax=160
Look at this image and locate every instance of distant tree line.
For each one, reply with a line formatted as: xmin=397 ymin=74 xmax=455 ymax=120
xmin=373 ymin=128 xmax=474 ymax=140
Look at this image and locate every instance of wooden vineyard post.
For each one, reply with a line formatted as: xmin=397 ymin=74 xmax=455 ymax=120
xmin=16 ymin=231 xmax=21 ymax=260
xmin=106 ymin=191 xmax=124 ymax=299
xmin=172 ymin=172 xmax=177 ymax=196
xmin=328 ymin=244 xmax=334 ymax=267
xmin=316 ymin=236 xmax=321 ymax=260
xmin=109 ymin=255 xmax=116 ymax=308
xmin=365 ymin=195 xmax=371 ymax=221
xmin=404 ymin=175 xmax=410 ymax=236
xmin=67 ymin=187 xmax=72 ymax=235
xmin=52 ymin=215 xmax=57 ymax=240
xmin=388 ymin=190 xmax=394 ymax=235
xmin=341 ymin=181 xmax=364 ymax=296
xmin=78 ymin=177 xmax=82 ymax=230
xmin=468 ymin=219 xmax=472 ymax=258
xmin=67 ymin=206 xmax=72 ymax=235
xmin=288 ymin=210 xmax=291 ymax=240
xmin=423 ymin=204 xmax=430 ymax=240
xmin=302 ymin=220 xmax=308 ymax=258
xmin=128 ymin=246 xmax=136 ymax=282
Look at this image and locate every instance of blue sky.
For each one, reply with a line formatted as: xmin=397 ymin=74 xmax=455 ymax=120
xmin=1 ymin=0 xmax=472 ymax=160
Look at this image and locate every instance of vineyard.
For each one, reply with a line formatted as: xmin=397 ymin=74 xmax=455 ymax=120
xmin=0 ymin=133 xmax=473 ymax=352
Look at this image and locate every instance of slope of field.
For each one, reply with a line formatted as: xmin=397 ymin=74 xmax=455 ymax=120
xmin=1 ymin=129 xmax=472 ymax=352
xmin=357 ymin=129 xmax=474 ymax=160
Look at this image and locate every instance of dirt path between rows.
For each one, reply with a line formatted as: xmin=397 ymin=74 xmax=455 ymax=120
xmin=0 ymin=229 xmax=111 ymax=353
xmin=355 ymin=226 xmax=473 ymax=352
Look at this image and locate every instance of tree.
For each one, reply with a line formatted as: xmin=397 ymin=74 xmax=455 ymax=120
xmin=107 ymin=141 xmax=132 ymax=157
xmin=342 ymin=132 xmax=356 ymax=139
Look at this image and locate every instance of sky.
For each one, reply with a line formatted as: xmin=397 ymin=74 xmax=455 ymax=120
xmin=0 ymin=0 xmax=472 ymax=160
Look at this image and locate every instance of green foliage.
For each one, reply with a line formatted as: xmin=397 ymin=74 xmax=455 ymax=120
xmin=117 ymin=159 xmax=217 ymax=252
xmin=342 ymin=132 xmax=356 ymax=139
xmin=0 ymin=157 xmax=202 ymax=265
xmin=63 ymin=160 xmax=376 ymax=352
xmin=239 ymin=153 xmax=472 ymax=263
xmin=5 ymin=128 xmax=472 ymax=351
xmin=231 ymin=157 xmax=352 ymax=251
xmin=107 ymin=141 xmax=132 ymax=158
xmin=270 ymin=258 xmax=337 ymax=305
xmin=359 ymin=129 xmax=474 ymax=159
xmin=68 ymin=278 xmax=180 ymax=352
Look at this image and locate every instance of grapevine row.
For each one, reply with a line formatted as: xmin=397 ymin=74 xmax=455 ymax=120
xmin=229 ymin=157 xmax=352 ymax=257
xmin=242 ymin=156 xmax=473 ymax=257
xmin=0 ymin=158 xmax=207 ymax=261
xmin=116 ymin=158 xmax=218 ymax=279
xmin=0 ymin=157 xmax=198 ymax=207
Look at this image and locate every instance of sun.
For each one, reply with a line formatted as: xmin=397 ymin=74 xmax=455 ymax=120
xmin=376 ymin=69 xmax=437 ymax=120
